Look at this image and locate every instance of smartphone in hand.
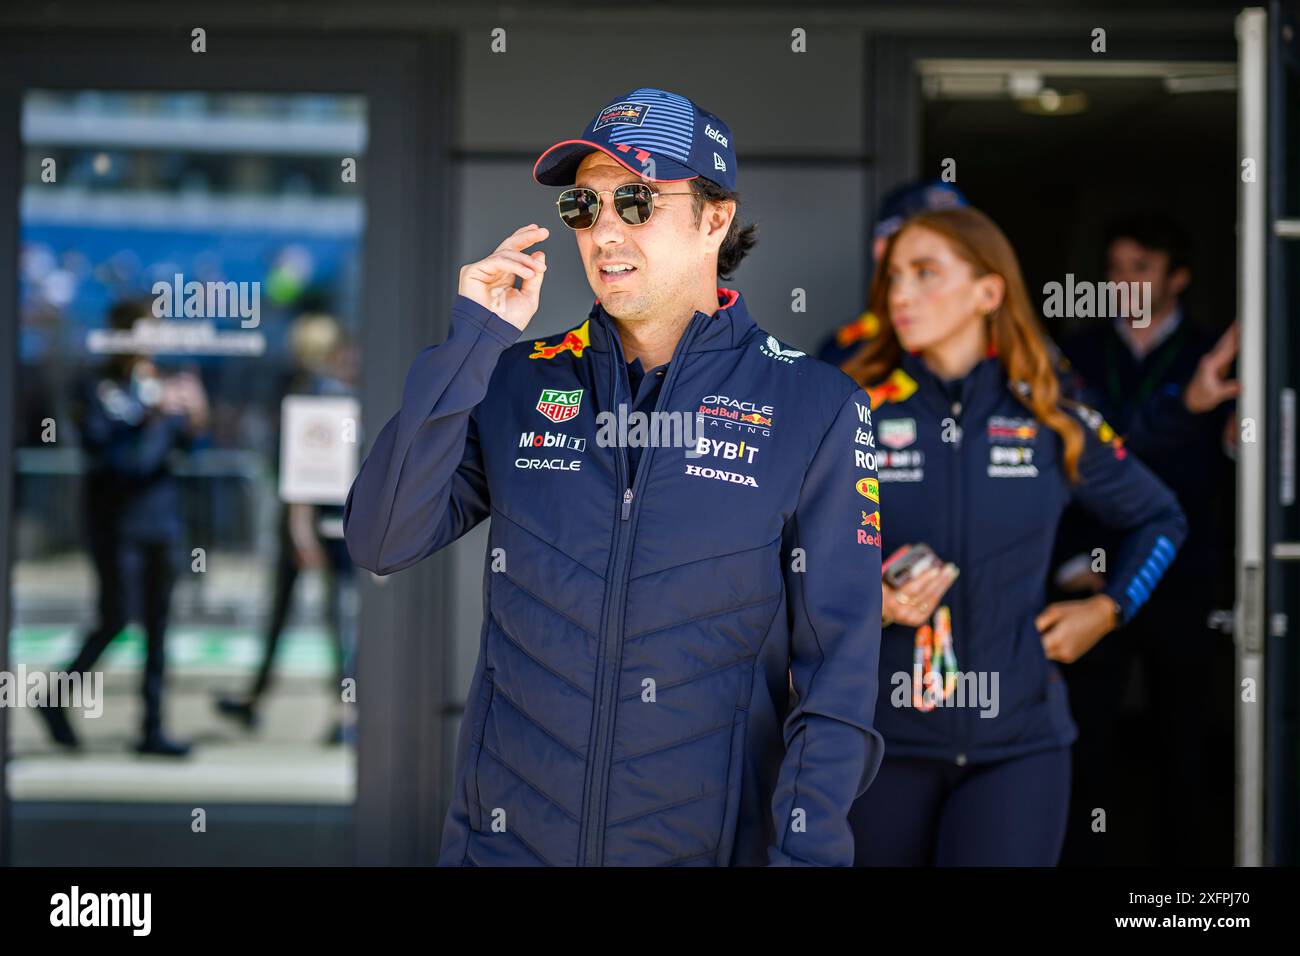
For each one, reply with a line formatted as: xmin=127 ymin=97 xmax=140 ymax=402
xmin=883 ymin=543 xmax=947 ymax=589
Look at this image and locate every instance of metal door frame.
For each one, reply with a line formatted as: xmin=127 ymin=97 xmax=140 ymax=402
xmin=0 ymin=31 xmax=456 ymax=866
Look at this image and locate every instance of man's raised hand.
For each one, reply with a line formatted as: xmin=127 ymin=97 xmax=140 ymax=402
xmin=458 ymin=224 xmax=549 ymax=331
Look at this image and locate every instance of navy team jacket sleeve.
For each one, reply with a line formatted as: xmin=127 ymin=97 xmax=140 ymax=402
xmin=344 ymin=295 xmax=522 ymax=574
xmin=1062 ymin=401 xmax=1189 ymax=625
xmin=80 ymin=386 xmax=192 ymax=477
xmin=769 ymin=390 xmax=886 ymax=866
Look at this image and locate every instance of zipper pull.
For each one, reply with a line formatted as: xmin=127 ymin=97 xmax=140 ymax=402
xmin=621 ymin=487 xmax=633 ymax=520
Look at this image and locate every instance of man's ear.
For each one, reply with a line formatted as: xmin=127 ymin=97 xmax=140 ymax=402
xmin=1168 ymin=265 xmax=1191 ymax=297
xmin=705 ymin=199 xmax=735 ymax=245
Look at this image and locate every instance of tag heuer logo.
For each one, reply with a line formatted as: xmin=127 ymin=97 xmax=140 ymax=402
xmin=879 ymin=417 xmax=916 ymax=449
xmin=536 ymin=388 xmax=583 ymax=423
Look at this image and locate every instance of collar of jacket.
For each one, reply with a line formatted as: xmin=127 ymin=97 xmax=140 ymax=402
xmin=583 ymin=286 xmax=755 ymax=356
xmin=898 ymin=348 xmax=1008 ymax=421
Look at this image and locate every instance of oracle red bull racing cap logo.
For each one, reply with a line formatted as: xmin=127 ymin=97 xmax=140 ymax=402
xmin=536 ymin=388 xmax=583 ymax=423
xmin=593 ymin=102 xmax=650 ymax=130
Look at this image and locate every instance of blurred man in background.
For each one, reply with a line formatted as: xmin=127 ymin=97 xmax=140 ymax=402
xmin=1054 ymin=214 xmax=1238 ymax=864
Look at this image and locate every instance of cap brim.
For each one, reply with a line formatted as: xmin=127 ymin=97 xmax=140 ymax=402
xmin=532 ymin=138 xmax=698 ymax=186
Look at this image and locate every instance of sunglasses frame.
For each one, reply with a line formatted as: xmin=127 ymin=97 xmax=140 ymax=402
xmin=555 ymin=182 xmax=695 ymax=230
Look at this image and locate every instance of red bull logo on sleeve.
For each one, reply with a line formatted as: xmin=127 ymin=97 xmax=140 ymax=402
xmin=858 ymin=510 xmax=882 ymax=546
xmin=536 ymin=388 xmax=583 ymax=423
xmin=529 ymin=320 xmax=591 ymax=360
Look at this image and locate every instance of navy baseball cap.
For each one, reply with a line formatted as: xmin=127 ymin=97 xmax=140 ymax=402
xmin=533 ymin=87 xmax=737 ymax=192
xmin=874 ymin=179 xmax=968 ymax=239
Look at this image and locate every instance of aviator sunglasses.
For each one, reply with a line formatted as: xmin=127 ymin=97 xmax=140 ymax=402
xmin=555 ymin=182 xmax=694 ymax=230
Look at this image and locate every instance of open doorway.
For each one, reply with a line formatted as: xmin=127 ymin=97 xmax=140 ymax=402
xmin=918 ymin=58 xmax=1239 ymax=866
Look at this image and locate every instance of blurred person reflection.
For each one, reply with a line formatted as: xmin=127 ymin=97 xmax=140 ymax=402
xmin=36 ymin=299 xmax=209 ymax=756
xmin=213 ymin=312 xmax=358 ymax=746
xmin=1053 ymin=214 xmax=1238 ymax=865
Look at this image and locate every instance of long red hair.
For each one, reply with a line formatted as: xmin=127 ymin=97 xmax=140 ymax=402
xmin=842 ymin=207 xmax=1084 ymax=481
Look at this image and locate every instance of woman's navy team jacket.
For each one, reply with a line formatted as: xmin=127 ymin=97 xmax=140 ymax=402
xmin=344 ymin=289 xmax=885 ymax=866
xmin=866 ymin=350 xmax=1187 ymax=764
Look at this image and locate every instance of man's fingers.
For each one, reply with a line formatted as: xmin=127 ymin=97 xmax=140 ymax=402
xmin=496 ymin=224 xmax=550 ymax=253
xmin=518 ymin=250 xmax=546 ymax=300
xmin=1207 ymin=323 xmax=1240 ymax=372
xmin=471 ymin=253 xmax=541 ymax=283
xmin=490 ymin=249 xmax=546 ymax=275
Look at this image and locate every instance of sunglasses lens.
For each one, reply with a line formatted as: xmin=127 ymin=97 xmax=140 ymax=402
xmin=613 ymin=184 xmax=654 ymax=225
xmin=557 ymin=188 xmax=598 ymax=229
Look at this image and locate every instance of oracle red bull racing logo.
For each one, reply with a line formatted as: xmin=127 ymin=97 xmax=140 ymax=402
xmin=536 ymin=388 xmax=583 ymax=424
xmin=698 ymin=394 xmax=774 ymax=435
xmin=593 ymin=102 xmax=650 ymax=130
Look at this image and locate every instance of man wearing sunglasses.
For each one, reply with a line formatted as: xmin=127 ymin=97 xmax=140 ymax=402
xmin=344 ymin=87 xmax=884 ymax=866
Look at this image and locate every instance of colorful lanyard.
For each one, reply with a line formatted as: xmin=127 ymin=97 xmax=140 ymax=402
xmin=912 ymin=605 xmax=957 ymax=711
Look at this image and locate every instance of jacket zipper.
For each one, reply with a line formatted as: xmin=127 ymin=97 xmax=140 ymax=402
xmin=949 ymin=393 xmax=971 ymax=766
xmin=578 ymin=311 xmax=702 ymax=866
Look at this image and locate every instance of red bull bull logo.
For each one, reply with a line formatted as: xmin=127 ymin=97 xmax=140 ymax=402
xmin=529 ymin=320 xmax=590 ymax=360
xmin=866 ymin=368 xmax=919 ymax=410
xmin=739 ymin=412 xmax=772 ymax=426
xmin=858 ymin=510 xmax=882 ymax=546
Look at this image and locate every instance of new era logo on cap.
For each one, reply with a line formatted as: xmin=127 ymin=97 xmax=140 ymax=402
xmin=533 ymin=87 xmax=738 ymax=192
